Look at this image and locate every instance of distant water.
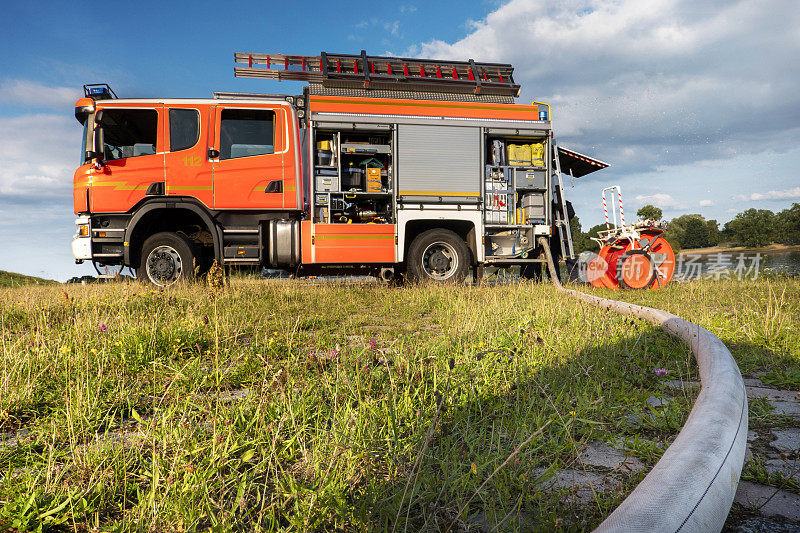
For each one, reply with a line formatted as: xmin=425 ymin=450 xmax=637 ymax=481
xmin=673 ymin=249 xmax=800 ymax=280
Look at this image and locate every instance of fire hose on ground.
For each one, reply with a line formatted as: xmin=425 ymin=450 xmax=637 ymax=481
xmin=538 ymin=237 xmax=748 ymax=533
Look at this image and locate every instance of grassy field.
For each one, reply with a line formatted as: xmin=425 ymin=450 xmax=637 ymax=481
xmin=0 ymin=271 xmax=55 ymax=289
xmin=0 ymin=276 xmax=797 ymax=531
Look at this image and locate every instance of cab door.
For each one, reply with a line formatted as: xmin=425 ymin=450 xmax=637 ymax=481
xmin=164 ymin=105 xmax=213 ymax=207
xmin=210 ymin=104 xmax=286 ymax=209
xmin=90 ymin=105 xmax=165 ymax=213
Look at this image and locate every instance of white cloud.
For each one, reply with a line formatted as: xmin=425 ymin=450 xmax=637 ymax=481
xmin=0 ymin=79 xmax=81 ymax=110
xmin=384 ymin=21 xmax=400 ymax=36
xmin=699 ymin=199 xmax=714 ymax=207
xmin=735 ymin=187 xmax=800 ymax=201
xmin=411 ymin=0 xmax=800 ymax=173
xmin=0 ymin=113 xmax=80 ymax=199
xmin=399 ymin=4 xmax=417 ymax=14
xmin=635 ymin=193 xmax=682 ymax=209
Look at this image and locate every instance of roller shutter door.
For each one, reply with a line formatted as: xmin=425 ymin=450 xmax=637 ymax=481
xmin=396 ymin=124 xmax=480 ymax=199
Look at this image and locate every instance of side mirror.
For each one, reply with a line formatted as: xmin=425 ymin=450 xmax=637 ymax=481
xmin=93 ymin=126 xmax=105 ymax=164
xmin=93 ymin=110 xmax=105 ymax=165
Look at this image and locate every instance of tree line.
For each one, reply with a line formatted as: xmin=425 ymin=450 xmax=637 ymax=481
xmin=570 ymin=203 xmax=800 ymax=253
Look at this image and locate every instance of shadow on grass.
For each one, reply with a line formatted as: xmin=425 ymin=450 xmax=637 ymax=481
xmin=334 ymin=328 xmax=710 ymax=532
xmin=2 ymin=294 xmax=790 ymax=532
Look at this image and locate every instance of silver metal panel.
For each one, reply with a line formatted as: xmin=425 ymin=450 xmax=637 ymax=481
xmin=268 ymin=219 xmax=300 ymax=268
xmin=310 ymin=111 xmax=551 ymax=131
xmin=486 ymin=128 xmax=548 ymax=136
xmin=314 ymin=122 xmax=391 ymax=130
xmin=396 ymin=125 xmax=480 ymax=196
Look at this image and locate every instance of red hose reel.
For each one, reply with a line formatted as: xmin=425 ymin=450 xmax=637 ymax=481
xmin=588 ymin=186 xmax=675 ymax=290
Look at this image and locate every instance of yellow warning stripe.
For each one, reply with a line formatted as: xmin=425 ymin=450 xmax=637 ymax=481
xmin=314 ymin=234 xmax=394 ymax=241
xmin=399 ymin=190 xmax=480 ymax=197
xmin=90 ymin=182 xmax=149 ymax=191
xmin=250 ymin=184 xmax=297 ymax=192
xmin=167 ymin=185 xmax=212 ymax=191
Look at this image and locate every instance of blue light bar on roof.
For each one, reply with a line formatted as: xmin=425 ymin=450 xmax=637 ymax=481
xmin=83 ymin=84 xmax=118 ymax=100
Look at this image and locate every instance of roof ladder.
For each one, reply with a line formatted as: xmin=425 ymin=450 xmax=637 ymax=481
xmin=232 ymin=50 xmax=521 ymax=98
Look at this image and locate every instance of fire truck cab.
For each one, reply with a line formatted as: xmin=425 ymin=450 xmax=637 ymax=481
xmin=72 ymin=52 xmax=607 ymax=285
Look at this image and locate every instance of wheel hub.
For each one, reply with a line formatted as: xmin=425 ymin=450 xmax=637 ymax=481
xmin=429 ymin=250 xmax=449 ymax=272
xmin=421 ymin=242 xmax=458 ymax=280
xmin=146 ymin=246 xmax=182 ymax=286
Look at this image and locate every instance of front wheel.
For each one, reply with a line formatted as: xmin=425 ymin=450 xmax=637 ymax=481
xmin=406 ymin=229 xmax=470 ymax=283
xmin=137 ymin=232 xmax=197 ymax=287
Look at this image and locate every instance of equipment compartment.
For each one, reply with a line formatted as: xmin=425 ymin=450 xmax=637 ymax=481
xmin=483 ymin=132 xmax=551 ymax=231
xmin=312 ymin=126 xmax=394 ymax=224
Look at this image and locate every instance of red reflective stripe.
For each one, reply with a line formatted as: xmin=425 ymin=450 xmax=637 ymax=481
xmin=452 ymin=67 xmax=458 ymax=79
xmin=436 ymin=66 xmax=442 ymax=78
xmin=370 ymin=61 xmax=375 ymax=73
xmin=420 ymin=65 xmax=426 ymax=77
xmin=387 ymin=63 xmax=393 ymax=75
xmin=302 ymin=57 xmax=306 ymax=70
xmin=467 ymin=68 xmax=474 ymax=80
xmin=248 ymin=55 xmax=252 ymax=68
xmin=336 ymin=59 xmax=341 ymax=73
xmin=285 ymin=57 xmax=289 ymax=70
xmin=266 ymin=56 xmax=270 ymax=69
xmin=353 ymin=60 xmax=358 ymax=73
xmin=403 ymin=64 xmax=410 ymax=76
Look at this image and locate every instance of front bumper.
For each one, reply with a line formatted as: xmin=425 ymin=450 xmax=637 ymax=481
xmin=72 ymin=216 xmax=92 ymax=262
xmin=72 ymin=236 xmax=92 ymax=262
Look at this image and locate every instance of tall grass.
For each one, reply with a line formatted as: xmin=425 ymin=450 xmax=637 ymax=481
xmin=0 ymin=277 xmax=796 ymax=531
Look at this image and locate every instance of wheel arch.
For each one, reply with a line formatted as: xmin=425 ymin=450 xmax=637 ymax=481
xmin=124 ymin=198 xmax=221 ymax=268
xmin=401 ymin=218 xmax=477 ymax=265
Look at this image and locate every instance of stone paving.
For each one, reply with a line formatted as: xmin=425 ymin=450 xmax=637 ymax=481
xmin=736 ymin=376 xmax=800 ymax=529
xmin=527 ymin=374 xmax=800 ymax=530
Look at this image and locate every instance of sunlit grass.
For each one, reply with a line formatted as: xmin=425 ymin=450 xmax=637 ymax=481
xmin=0 ymin=276 xmax=797 ymax=531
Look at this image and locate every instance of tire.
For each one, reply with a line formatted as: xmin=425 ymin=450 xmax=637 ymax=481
xmin=519 ymin=262 xmax=542 ymax=281
xmin=137 ymin=232 xmax=197 ymax=287
xmin=617 ymin=249 xmax=656 ymax=290
xmin=406 ymin=229 xmax=470 ymax=283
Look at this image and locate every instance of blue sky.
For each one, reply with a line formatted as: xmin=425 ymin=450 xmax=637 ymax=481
xmin=1 ymin=0 xmax=798 ymax=280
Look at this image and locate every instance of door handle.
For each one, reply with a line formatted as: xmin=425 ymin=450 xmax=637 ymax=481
xmin=208 ymin=148 xmax=220 ymax=159
xmin=264 ymin=180 xmax=283 ymax=193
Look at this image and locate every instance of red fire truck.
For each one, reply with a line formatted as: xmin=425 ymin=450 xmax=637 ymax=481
xmin=71 ymin=51 xmax=608 ymax=286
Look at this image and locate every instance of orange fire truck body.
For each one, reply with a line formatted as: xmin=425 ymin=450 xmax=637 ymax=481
xmin=72 ymin=52 xmax=607 ymax=284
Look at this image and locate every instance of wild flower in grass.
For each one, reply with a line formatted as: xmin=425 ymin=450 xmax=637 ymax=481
xmin=654 ymin=368 xmax=667 ymax=377
xmin=98 ymin=322 xmax=108 ymax=332
xmin=368 ymin=337 xmax=378 ymax=351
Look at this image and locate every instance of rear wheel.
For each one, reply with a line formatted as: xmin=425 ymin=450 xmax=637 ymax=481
xmin=137 ymin=232 xmax=197 ymax=287
xmin=406 ymin=229 xmax=470 ymax=283
xmin=519 ymin=262 xmax=542 ymax=281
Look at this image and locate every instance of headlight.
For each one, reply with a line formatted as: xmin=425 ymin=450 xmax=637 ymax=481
xmin=75 ymin=216 xmax=91 ymax=237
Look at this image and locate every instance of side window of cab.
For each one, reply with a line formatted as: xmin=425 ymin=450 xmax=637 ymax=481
xmin=219 ymin=108 xmax=276 ymax=159
xmin=169 ymin=108 xmax=200 ymax=152
xmin=97 ymin=109 xmax=159 ymax=161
